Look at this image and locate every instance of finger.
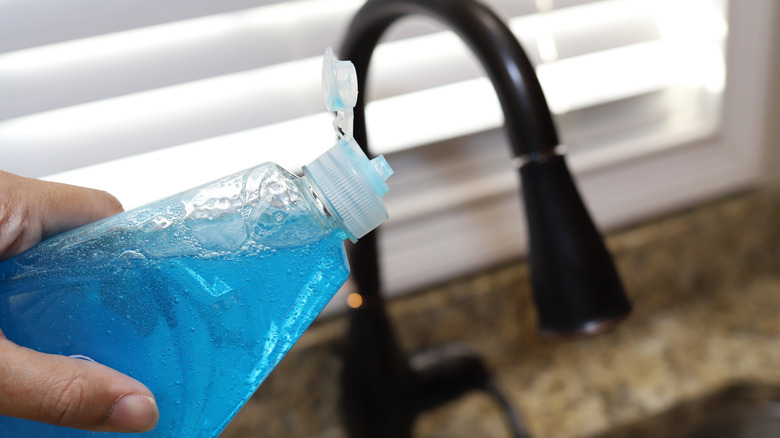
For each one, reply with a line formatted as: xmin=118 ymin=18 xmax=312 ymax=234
xmin=37 ymin=178 xmax=124 ymax=239
xmin=0 ymin=171 xmax=123 ymax=259
xmin=0 ymin=336 xmax=158 ymax=432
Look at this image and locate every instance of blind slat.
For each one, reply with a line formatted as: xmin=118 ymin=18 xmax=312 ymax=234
xmin=0 ymin=0 xmax=293 ymax=54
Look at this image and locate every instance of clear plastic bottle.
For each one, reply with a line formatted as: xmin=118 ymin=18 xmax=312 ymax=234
xmin=0 ymin=49 xmax=390 ymax=437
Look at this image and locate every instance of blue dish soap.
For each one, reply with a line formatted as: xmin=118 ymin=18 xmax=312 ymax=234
xmin=0 ymin=49 xmax=391 ymax=437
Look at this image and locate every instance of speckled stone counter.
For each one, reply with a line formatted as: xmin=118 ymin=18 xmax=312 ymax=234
xmin=220 ymin=189 xmax=780 ymax=438
xmin=413 ymin=277 xmax=780 ymax=438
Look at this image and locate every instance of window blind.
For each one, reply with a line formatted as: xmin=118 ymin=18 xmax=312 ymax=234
xmin=1 ymin=0 xmax=767 ymax=303
xmin=2 ymin=0 xmax=725 ymax=179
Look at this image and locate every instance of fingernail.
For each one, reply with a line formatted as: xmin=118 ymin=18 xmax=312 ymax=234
xmin=108 ymin=394 xmax=159 ymax=432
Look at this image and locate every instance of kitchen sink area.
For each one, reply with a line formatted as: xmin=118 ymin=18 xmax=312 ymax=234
xmin=2 ymin=0 xmax=779 ymax=435
xmin=217 ymin=188 xmax=780 ymax=438
xmin=595 ymin=384 xmax=780 ymax=438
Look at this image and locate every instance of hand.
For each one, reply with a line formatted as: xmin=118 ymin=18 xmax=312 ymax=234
xmin=0 ymin=171 xmax=159 ymax=432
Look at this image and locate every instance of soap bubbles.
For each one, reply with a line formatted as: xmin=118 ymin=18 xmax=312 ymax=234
xmin=181 ymin=174 xmax=248 ymax=252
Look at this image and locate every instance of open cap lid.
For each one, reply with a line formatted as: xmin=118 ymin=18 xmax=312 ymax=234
xmin=322 ymin=47 xmax=358 ymax=112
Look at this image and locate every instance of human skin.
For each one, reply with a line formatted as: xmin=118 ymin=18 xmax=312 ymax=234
xmin=0 ymin=170 xmax=159 ymax=433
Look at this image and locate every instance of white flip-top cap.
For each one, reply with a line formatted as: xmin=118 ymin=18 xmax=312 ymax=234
xmin=302 ymin=49 xmax=393 ymax=242
xmin=304 ymin=138 xmax=392 ymax=242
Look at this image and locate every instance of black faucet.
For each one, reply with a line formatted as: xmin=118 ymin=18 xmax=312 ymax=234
xmin=338 ymin=0 xmax=633 ymax=436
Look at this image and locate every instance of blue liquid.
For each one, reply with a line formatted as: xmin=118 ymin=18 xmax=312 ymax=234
xmin=0 ymin=164 xmax=350 ymax=437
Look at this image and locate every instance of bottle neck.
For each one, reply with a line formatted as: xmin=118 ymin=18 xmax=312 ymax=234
xmin=299 ymin=174 xmax=350 ymax=241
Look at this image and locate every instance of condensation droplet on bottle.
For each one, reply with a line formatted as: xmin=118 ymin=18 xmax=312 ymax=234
xmin=117 ymin=250 xmax=146 ymax=269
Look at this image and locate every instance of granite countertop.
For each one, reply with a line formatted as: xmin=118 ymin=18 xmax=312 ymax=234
xmin=221 ymin=189 xmax=780 ymax=438
xmin=414 ymin=276 xmax=780 ymax=438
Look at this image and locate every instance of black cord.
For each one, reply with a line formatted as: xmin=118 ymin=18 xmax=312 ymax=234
xmin=409 ymin=343 xmax=533 ymax=438
xmin=484 ymin=377 xmax=533 ymax=438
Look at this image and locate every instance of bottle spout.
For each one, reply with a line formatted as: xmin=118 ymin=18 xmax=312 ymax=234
xmin=369 ymin=155 xmax=393 ymax=196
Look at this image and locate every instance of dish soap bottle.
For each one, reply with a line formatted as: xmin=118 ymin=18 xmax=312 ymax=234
xmin=0 ymin=48 xmax=391 ymax=437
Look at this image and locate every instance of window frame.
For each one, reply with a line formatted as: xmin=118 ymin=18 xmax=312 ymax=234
xmin=2 ymin=1 xmax=772 ymax=309
xmin=364 ymin=0 xmax=772 ymax=298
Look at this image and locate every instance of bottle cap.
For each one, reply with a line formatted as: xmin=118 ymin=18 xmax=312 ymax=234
xmin=303 ymin=49 xmax=393 ymax=242
xmin=304 ymin=138 xmax=392 ymax=242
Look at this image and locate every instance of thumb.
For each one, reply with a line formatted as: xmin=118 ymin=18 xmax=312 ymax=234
xmin=0 ymin=336 xmax=159 ymax=432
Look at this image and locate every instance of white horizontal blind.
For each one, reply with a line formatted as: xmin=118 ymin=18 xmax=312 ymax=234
xmin=1 ymin=0 xmax=767 ymax=302
xmin=0 ymin=0 xmax=364 ymax=177
xmin=2 ymin=0 xmax=724 ymax=177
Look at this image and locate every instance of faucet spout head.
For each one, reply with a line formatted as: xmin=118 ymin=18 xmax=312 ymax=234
xmin=520 ymin=155 xmax=631 ymax=336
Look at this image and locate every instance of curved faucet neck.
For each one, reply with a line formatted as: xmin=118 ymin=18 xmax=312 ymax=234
xmin=340 ymin=0 xmax=559 ymax=160
xmin=339 ymin=0 xmax=630 ymax=333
